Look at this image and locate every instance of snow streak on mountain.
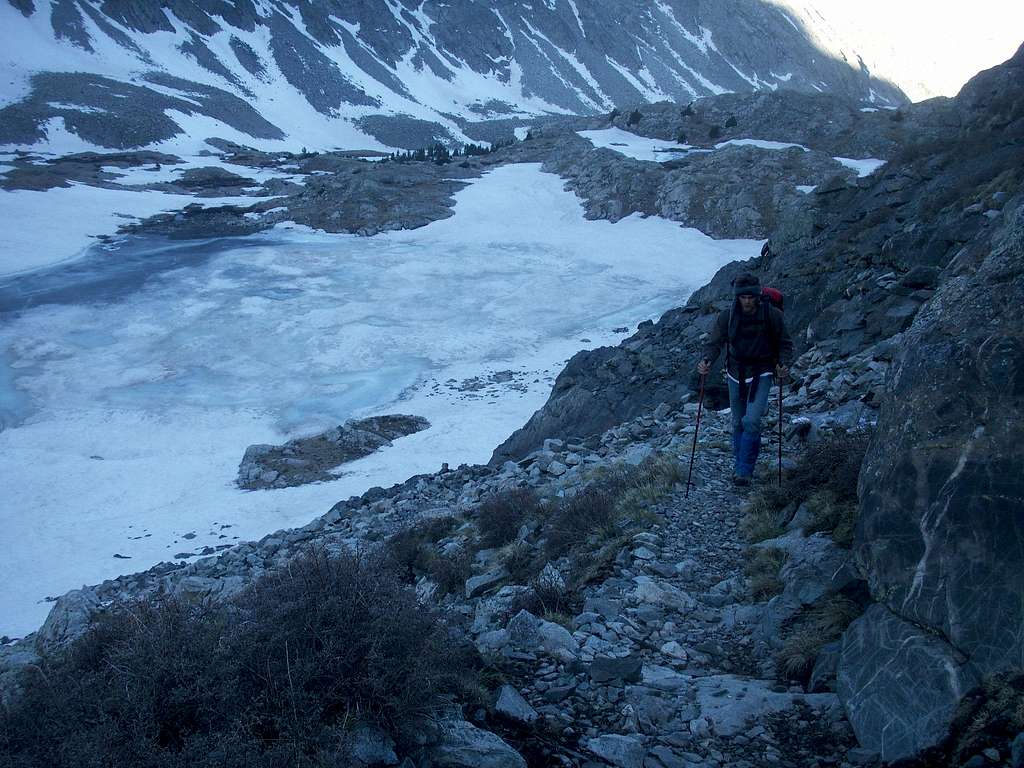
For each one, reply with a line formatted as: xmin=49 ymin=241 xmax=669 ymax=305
xmin=0 ymin=0 xmax=905 ymax=153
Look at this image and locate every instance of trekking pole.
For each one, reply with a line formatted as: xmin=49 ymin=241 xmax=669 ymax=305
xmin=685 ymin=373 xmax=707 ymax=498
xmin=778 ymin=378 xmax=784 ymax=487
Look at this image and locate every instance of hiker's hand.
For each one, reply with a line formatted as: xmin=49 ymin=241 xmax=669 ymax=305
xmin=697 ymin=359 xmax=710 ymax=376
xmin=775 ymin=365 xmax=789 ymax=382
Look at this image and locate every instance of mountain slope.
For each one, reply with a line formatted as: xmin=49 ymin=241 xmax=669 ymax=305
xmin=0 ymin=0 xmax=906 ymax=153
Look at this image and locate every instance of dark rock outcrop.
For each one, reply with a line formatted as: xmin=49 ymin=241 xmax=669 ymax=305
xmin=238 ymin=415 xmax=431 ymax=490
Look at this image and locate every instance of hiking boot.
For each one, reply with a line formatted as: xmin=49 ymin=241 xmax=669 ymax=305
xmin=732 ymin=474 xmax=751 ymax=487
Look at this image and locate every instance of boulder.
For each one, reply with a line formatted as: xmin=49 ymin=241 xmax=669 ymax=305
xmin=237 ymin=415 xmax=430 ymax=489
xmin=694 ymin=674 xmax=841 ymax=737
xmin=586 ymin=734 xmax=646 ymax=768
xmin=495 ymin=685 xmax=538 ymax=724
xmin=837 ymin=604 xmax=981 ymax=763
xmin=426 ymin=720 xmax=526 ymax=768
xmin=37 ymin=588 xmax=101 ymax=649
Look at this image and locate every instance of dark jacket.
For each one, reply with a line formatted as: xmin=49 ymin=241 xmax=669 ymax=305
xmin=701 ymin=299 xmax=793 ymax=380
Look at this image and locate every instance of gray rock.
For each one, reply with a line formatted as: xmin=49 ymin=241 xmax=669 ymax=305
xmin=850 ymin=192 xmax=1024 ymax=758
xmin=1011 ymin=731 xmax=1024 ymax=768
xmin=426 ymin=719 xmax=526 ymax=768
xmin=37 ymin=588 xmax=101 ymax=649
xmin=349 ymin=724 xmax=399 ymax=766
xmin=237 ymin=415 xmax=430 ymax=489
xmin=846 ymin=747 xmax=881 ymax=765
xmin=837 ymin=604 xmax=981 ymax=763
xmin=586 ymin=733 xmax=646 ymax=768
xmin=473 ymin=585 xmax=532 ymax=633
xmin=465 ymin=568 xmax=508 ymax=599
xmin=495 ymin=685 xmax=538 ymax=725
xmin=694 ymin=674 xmax=840 ymax=737
xmin=591 ymin=654 xmax=644 ymax=684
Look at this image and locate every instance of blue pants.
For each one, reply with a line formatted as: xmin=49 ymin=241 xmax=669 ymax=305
xmin=729 ymin=374 xmax=774 ymax=478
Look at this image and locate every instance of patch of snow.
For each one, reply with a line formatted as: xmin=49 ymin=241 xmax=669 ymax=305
xmin=0 ymin=184 xmax=268 ymax=277
xmin=578 ymin=127 xmax=691 ymax=163
xmin=796 ymin=185 xmax=816 ymax=194
xmin=715 ymin=138 xmax=809 ymax=152
xmin=859 ymin=107 xmax=879 ymax=112
xmin=833 ymin=156 xmax=887 ymax=177
xmin=514 ymin=126 xmax=530 ymax=140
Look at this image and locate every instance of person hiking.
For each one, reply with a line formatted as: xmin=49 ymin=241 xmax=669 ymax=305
xmin=697 ymin=273 xmax=793 ymax=485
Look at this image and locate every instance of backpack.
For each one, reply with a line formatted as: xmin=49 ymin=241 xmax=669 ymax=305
xmin=761 ymin=286 xmax=784 ymax=312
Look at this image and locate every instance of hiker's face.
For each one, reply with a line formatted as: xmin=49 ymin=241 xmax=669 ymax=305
xmin=738 ymin=295 xmax=758 ymax=314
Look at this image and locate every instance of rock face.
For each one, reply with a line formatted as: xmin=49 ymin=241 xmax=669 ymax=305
xmin=830 ymin=45 xmax=1024 ymax=763
xmin=237 ymin=415 xmax=430 ymax=490
xmin=842 ymin=200 xmax=1024 ymax=762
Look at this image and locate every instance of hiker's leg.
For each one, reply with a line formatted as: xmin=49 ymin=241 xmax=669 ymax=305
xmin=737 ymin=375 xmax=774 ymax=478
xmin=728 ymin=378 xmax=745 ymax=474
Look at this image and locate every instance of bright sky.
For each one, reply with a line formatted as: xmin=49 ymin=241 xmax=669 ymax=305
xmin=807 ymin=0 xmax=1024 ymax=100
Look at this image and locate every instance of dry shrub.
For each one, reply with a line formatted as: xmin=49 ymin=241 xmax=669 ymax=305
xmin=425 ymin=545 xmax=473 ymax=598
xmin=775 ymin=595 xmax=862 ymax=683
xmin=477 ymin=487 xmax=541 ymax=549
xmin=501 ymin=540 xmax=539 ymax=584
xmin=543 ymin=454 xmax=678 ymax=559
xmin=742 ymin=429 xmax=872 ymax=546
xmin=745 ymin=547 xmax=787 ymax=601
xmin=544 ymin=486 xmax=620 ymax=558
xmin=0 ymin=549 xmax=478 ymax=767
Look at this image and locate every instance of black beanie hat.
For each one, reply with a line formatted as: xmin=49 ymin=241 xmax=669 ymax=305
xmin=733 ymin=273 xmax=760 ymax=297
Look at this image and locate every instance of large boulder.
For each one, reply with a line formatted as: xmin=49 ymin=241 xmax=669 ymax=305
xmin=425 ymin=719 xmax=527 ymax=768
xmin=841 ymin=195 xmax=1024 ymax=755
xmin=237 ymin=414 xmax=430 ymax=489
xmin=837 ymin=604 xmax=980 ymax=762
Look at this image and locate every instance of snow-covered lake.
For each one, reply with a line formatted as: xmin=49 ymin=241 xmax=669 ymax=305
xmin=0 ymin=163 xmax=757 ymax=637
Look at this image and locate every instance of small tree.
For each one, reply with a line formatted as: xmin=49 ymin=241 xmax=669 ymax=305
xmin=627 ymin=108 xmax=642 ymax=126
xmin=725 ymin=115 xmax=737 ymax=128
xmin=708 ymin=125 xmax=722 ymax=140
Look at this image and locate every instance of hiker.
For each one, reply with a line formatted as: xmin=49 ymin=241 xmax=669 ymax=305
xmin=697 ymin=273 xmax=793 ymax=485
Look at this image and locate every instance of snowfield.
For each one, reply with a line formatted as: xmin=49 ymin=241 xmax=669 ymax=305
xmin=0 ymin=163 xmax=758 ymax=637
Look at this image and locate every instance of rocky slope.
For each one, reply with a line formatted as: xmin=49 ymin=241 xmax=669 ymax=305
xmin=0 ymin=0 xmax=905 ymax=153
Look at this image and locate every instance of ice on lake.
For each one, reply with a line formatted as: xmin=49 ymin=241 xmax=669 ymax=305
xmin=0 ymin=163 xmax=757 ymax=637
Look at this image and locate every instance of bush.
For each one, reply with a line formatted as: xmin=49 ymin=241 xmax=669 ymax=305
xmin=741 ymin=429 xmax=872 ymax=546
xmin=744 ymin=547 xmax=787 ymax=601
xmin=384 ymin=516 xmax=456 ymax=581
xmin=774 ymin=595 xmax=862 ymax=683
xmin=0 ymin=550 xmax=478 ymax=767
xmin=544 ymin=486 xmax=619 ymax=557
xmin=708 ymin=125 xmax=722 ymax=140
xmin=626 ymin=108 xmax=642 ymax=126
xmin=740 ymin=487 xmax=788 ymax=543
xmin=501 ymin=540 xmax=539 ymax=584
xmin=725 ymin=115 xmax=737 ymax=128
xmin=426 ymin=545 xmax=474 ymax=598
xmin=477 ymin=488 xmax=541 ymax=549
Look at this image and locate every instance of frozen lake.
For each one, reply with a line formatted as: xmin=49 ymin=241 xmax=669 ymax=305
xmin=0 ymin=163 xmax=757 ymax=637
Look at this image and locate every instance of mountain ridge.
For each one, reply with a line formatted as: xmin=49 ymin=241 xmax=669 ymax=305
xmin=0 ymin=0 xmax=906 ymax=153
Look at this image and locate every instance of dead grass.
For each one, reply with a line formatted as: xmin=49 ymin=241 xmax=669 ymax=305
xmin=744 ymin=547 xmax=787 ymax=601
xmin=477 ymin=487 xmax=542 ymax=549
xmin=741 ymin=430 xmax=872 ymax=547
xmin=775 ymin=595 xmax=862 ymax=683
